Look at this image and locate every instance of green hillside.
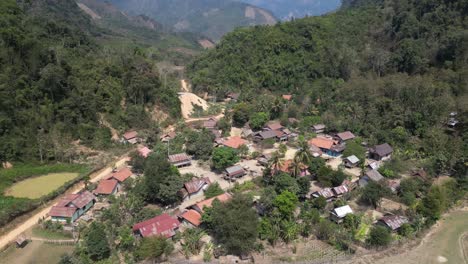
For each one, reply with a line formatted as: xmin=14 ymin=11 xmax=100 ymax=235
xmin=188 ymin=0 xmax=468 ymax=175
xmin=0 ymin=0 xmax=181 ymax=162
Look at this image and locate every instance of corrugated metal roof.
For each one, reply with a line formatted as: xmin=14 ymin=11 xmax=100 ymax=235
xmin=94 ymin=179 xmax=119 ymax=195
xmin=332 ymin=205 xmax=353 ymax=218
xmin=380 ymin=215 xmax=409 ymax=231
xmin=70 ymin=191 xmax=96 ymax=208
xmin=49 ymin=206 xmax=76 ymax=218
xmin=184 ymin=177 xmax=211 ymax=194
xmin=225 ymin=165 xmax=245 ymax=175
xmin=133 ymin=213 xmax=180 ymax=238
xmin=168 ymin=153 xmax=191 ymax=163
xmin=337 ymin=131 xmax=355 ymax=141
xmin=365 ymin=170 xmax=384 ymax=182
xmin=345 ymin=155 xmax=360 ymax=164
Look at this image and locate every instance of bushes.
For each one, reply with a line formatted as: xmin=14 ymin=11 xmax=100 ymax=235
xmin=366 ymin=226 xmax=392 ymax=247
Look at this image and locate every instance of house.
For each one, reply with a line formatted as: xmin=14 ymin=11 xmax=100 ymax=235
xmin=264 ymin=122 xmax=283 ymax=131
xmin=221 ymin=136 xmax=247 ymax=149
xmin=210 ymin=129 xmax=222 ymax=140
xmin=359 ymin=170 xmax=384 ymax=186
xmin=133 ymin=213 xmax=180 ymax=239
xmin=336 ymin=131 xmax=356 ymax=142
xmin=312 ymin=188 xmax=335 ymax=201
xmin=123 ymin=131 xmax=138 ymax=144
xmin=387 ymin=180 xmax=400 ymax=193
xmin=160 ymin=132 xmax=176 ymax=143
xmin=168 ymin=153 xmax=192 ymax=167
xmin=332 ymin=185 xmax=350 ymax=198
xmin=15 ymin=235 xmax=28 ymax=248
xmin=312 ymin=124 xmax=326 ymax=134
xmin=330 ymin=205 xmax=353 ymax=223
xmin=226 ymin=92 xmax=240 ymax=102
xmin=275 ymin=159 xmax=310 ymax=177
xmin=309 ymin=144 xmax=323 ymax=157
xmin=254 ymin=130 xmax=277 ymax=142
xmin=94 ymin=179 xmax=120 ymax=196
xmin=282 ymin=94 xmax=292 ymax=101
xmin=49 ymin=191 xmax=96 ymax=223
xmin=241 ymin=128 xmax=254 ymax=139
xmin=275 ymin=129 xmax=289 ymax=142
xmin=179 ymin=209 xmax=202 ymax=227
xmin=225 ymin=165 xmax=246 ymax=180
xmin=138 ymin=146 xmax=152 ymax=158
xmin=257 ymin=154 xmax=272 ymax=166
xmin=108 ymin=167 xmax=133 ymax=183
xmin=378 ymin=215 xmax=409 ymax=231
xmin=203 ymin=117 xmax=218 ymax=130
xmin=343 ymin=155 xmax=360 ymax=168
xmin=369 ymin=143 xmax=393 ymax=161
xmin=308 ymin=137 xmax=344 ymax=157
xmin=367 ymin=161 xmax=380 ymax=170
xmin=191 ymin=193 xmax=232 ymax=213
xmin=179 ymin=177 xmax=211 ymax=200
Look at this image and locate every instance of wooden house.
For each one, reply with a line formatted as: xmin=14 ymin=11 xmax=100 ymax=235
xmin=369 ymin=143 xmax=393 ymax=161
xmin=49 ymin=191 xmax=96 ymax=223
xmin=94 ymin=179 xmax=120 ymax=196
xmin=330 ymin=205 xmax=353 ymax=223
xmin=168 ymin=153 xmax=192 ymax=168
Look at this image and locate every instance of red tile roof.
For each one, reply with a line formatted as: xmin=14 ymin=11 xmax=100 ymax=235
xmin=193 ymin=193 xmax=232 ymax=213
xmin=133 ymin=213 xmax=180 ymax=238
xmin=184 ymin=177 xmax=211 ymax=194
xmin=123 ymin=131 xmax=138 ymax=140
xmin=49 ymin=206 xmax=77 ymax=218
xmin=337 ymin=131 xmax=356 ymax=141
xmin=309 ymin=137 xmax=335 ymax=150
xmin=94 ymin=179 xmax=119 ymax=195
xmin=282 ymin=95 xmax=292 ymax=101
xmin=222 ymin=136 xmax=246 ymax=149
xmin=110 ymin=168 xmax=133 ymax=182
xmin=138 ymin=147 xmax=152 ymax=158
xmin=180 ymin=210 xmax=202 ymax=227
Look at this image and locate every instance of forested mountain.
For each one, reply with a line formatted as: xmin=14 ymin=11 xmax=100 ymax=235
xmin=236 ymin=0 xmax=342 ymax=19
xmin=0 ymin=0 xmax=182 ymax=162
xmin=189 ymin=0 xmax=468 ymax=176
xmin=102 ymin=0 xmax=277 ymax=41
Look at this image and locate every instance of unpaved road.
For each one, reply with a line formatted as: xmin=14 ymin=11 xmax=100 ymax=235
xmin=0 ymin=156 xmax=130 ymax=250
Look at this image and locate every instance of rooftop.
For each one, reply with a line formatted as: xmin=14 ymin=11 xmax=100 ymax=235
xmin=168 ymin=153 xmax=191 ymax=163
xmin=309 ymin=137 xmax=335 ymax=150
xmin=133 ymin=213 xmax=180 ymax=238
xmin=370 ymin=143 xmax=393 ymax=157
xmin=94 ymin=179 xmax=119 ymax=195
xmin=345 ymin=155 xmax=360 ymax=164
xmin=180 ymin=210 xmax=202 ymax=227
xmin=222 ymin=136 xmax=247 ymax=149
xmin=123 ymin=131 xmax=138 ymax=140
xmin=337 ymin=131 xmax=355 ymax=141
xmin=365 ymin=170 xmax=384 ymax=182
xmin=194 ymin=193 xmax=232 ymax=212
xmin=380 ymin=215 xmax=409 ymax=230
xmin=110 ymin=167 xmax=133 ymax=182
xmin=138 ymin=147 xmax=152 ymax=158
xmin=332 ymin=205 xmax=353 ymax=218
xmin=184 ymin=177 xmax=211 ymax=194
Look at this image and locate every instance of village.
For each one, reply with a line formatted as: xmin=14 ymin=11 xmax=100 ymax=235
xmin=23 ymin=91 xmax=423 ymax=263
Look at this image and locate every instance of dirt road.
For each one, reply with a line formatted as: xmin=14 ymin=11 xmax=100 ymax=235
xmin=0 ymin=156 xmax=130 ymax=250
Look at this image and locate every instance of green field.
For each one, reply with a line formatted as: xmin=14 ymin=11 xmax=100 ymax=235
xmin=0 ymin=241 xmax=74 ymax=264
xmin=5 ymin=173 xmax=80 ymax=199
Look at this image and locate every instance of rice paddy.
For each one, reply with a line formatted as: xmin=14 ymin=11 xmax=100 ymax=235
xmin=5 ymin=173 xmax=80 ymax=199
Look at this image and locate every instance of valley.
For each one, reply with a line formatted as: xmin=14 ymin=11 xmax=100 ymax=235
xmin=0 ymin=0 xmax=466 ymax=264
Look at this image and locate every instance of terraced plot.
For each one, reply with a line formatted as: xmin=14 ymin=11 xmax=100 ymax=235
xmin=5 ymin=173 xmax=80 ymax=199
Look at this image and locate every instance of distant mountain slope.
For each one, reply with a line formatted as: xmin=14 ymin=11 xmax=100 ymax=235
xmin=237 ymin=0 xmax=342 ymax=19
xmin=102 ymin=0 xmax=277 ymax=41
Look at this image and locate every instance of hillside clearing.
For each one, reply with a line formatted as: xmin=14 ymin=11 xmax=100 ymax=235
xmin=178 ymin=92 xmax=209 ymax=119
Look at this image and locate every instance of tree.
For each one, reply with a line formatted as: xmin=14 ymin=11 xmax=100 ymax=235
xmin=398 ymin=223 xmax=414 ymax=237
xmin=308 ymin=157 xmax=326 ymax=176
xmin=418 ymin=186 xmax=448 ymax=222
xmin=118 ymin=226 xmax=135 ymax=251
xmin=181 ymin=229 xmax=206 ymax=258
xmin=367 ymin=226 xmax=392 ymax=247
xmin=268 ymin=151 xmax=284 ymax=176
xmin=85 ymin=222 xmax=110 ymax=261
xmin=129 ymin=151 xmax=145 ymax=174
xmin=294 ymin=139 xmax=312 ymax=164
xmin=232 ymin=103 xmax=251 ymax=127
xmin=297 ymin=177 xmax=311 ymax=198
xmin=360 ymin=181 xmax=390 ymax=208
xmin=249 ymin=112 xmax=269 ymax=130
xmin=136 ymin=236 xmax=174 ymax=261
xmin=315 ymin=220 xmax=336 ymax=241
xmin=273 ymin=190 xmax=299 ymax=219
xmin=185 ymin=130 xmax=214 ymax=160
xmin=212 ymin=147 xmax=239 ymax=170
xmin=210 ymin=194 xmax=258 ymax=256
xmin=316 ymin=166 xmax=334 ymax=187
xmin=272 ymin=173 xmax=300 ymax=194
xmin=204 ymin=182 xmax=225 ymax=199
xmin=311 ymin=196 xmax=327 ymax=211
xmin=280 ymin=219 xmax=300 ymax=243
xmin=342 ymin=139 xmax=365 ymax=162
xmin=237 ymin=144 xmax=249 ymax=158
xmin=343 ymin=214 xmax=361 ymax=231
xmin=258 ymin=217 xmax=281 ymax=246
xmin=143 ymin=153 xmax=184 ymax=205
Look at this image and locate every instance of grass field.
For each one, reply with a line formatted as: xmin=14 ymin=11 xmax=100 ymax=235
xmin=0 ymin=241 xmax=73 ymax=264
xmin=32 ymin=227 xmax=73 ymax=240
xmin=5 ymin=173 xmax=80 ymax=199
xmin=374 ymin=210 xmax=468 ymax=264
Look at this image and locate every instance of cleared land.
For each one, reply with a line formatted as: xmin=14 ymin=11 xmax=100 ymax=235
xmin=0 ymin=241 xmax=73 ymax=264
xmin=5 ymin=173 xmax=79 ymax=199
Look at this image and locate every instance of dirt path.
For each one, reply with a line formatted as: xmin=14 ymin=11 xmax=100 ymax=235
xmin=0 ymin=156 xmax=130 ymax=251
xmin=180 ymin=79 xmax=190 ymax=92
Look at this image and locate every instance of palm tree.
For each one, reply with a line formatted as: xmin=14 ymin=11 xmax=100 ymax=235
xmin=180 ymin=228 xmax=206 ymax=258
xmin=294 ymin=139 xmax=312 ymax=165
xmin=289 ymin=160 xmax=302 ymax=178
xmin=268 ymin=151 xmax=284 ymax=175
